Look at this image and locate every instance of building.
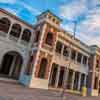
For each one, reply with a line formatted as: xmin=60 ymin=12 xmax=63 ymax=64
xmin=0 ymin=8 xmax=100 ymax=96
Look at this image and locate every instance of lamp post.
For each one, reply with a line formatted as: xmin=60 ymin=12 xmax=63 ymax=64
xmin=61 ymin=20 xmax=77 ymax=100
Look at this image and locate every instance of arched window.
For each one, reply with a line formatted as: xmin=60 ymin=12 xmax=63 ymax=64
xmin=45 ymin=32 xmax=53 ymax=45
xmin=0 ymin=17 xmax=11 ymax=33
xmin=38 ymin=58 xmax=48 ymax=79
xmin=22 ymin=29 xmax=31 ymax=42
xmin=10 ymin=23 xmax=21 ymax=38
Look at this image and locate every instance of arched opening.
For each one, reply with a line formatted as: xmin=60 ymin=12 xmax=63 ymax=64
xmin=0 ymin=17 xmax=11 ymax=33
xmin=10 ymin=23 xmax=21 ymax=38
xmin=21 ymin=29 xmax=31 ymax=42
xmin=45 ymin=32 xmax=53 ymax=45
xmin=38 ymin=58 xmax=48 ymax=79
xmin=0 ymin=51 xmax=23 ymax=80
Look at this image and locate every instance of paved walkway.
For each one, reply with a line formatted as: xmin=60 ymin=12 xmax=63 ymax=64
xmin=0 ymin=81 xmax=99 ymax=100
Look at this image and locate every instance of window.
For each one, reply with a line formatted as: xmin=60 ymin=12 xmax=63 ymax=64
xmin=77 ymin=53 xmax=82 ymax=63
xmin=0 ymin=17 xmax=11 ymax=33
xmin=71 ymin=49 xmax=76 ymax=60
xmin=83 ymin=56 xmax=87 ymax=65
xmin=10 ymin=23 xmax=21 ymax=38
xmin=56 ymin=41 xmax=63 ymax=54
xmin=45 ymin=32 xmax=53 ymax=45
xmin=52 ymin=18 xmax=56 ymax=22
xmin=34 ymin=30 xmax=40 ymax=42
xmin=22 ymin=29 xmax=31 ymax=42
xmin=63 ymin=45 xmax=69 ymax=57
xmin=38 ymin=58 xmax=48 ymax=79
xmin=96 ymin=60 xmax=99 ymax=68
xmin=94 ymin=77 xmax=98 ymax=89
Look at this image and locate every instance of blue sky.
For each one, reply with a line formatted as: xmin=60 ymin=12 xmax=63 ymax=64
xmin=0 ymin=0 xmax=100 ymax=47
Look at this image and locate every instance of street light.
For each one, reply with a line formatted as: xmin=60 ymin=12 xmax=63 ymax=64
xmin=61 ymin=20 xmax=78 ymax=100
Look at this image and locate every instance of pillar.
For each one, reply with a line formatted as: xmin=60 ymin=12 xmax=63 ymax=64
xmin=17 ymin=28 xmax=24 ymax=43
xmin=71 ymin=71 xmax=75 ymax=90
xmin=63 ymin=68 xmax=69 ymax=89
xmin=75 ymin=52 xmax=78 ymax=63
xmin=86 ymin=57 xmax=89 ymax=66
xmin=81 ymin=56 xmax=83 ymax=65
xmin=84 ymin=75 xmax=87 ymax=87
xmin=7 ymin=23 xmax=13 ymax=39
xmin=55 ymin=66 xmax=60 ymax=88
xmin=9 ymin=55 xmax=16 ymax=77
xmin=68 ymin=47 xmax=71 ymax=60
xmin=78 ymin=73 xmax=81 ymax=91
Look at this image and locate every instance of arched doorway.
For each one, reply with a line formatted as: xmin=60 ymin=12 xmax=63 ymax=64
xmin=0 ymin=51 xmax=23 ymax=80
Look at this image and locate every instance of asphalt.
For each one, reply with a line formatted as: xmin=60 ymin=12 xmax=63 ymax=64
xmin=0 ymin=81 xmax=99 ymax=100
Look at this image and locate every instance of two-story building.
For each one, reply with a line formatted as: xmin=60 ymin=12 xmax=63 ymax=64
xmin=0 ymin=8 xmax=100 ymax=96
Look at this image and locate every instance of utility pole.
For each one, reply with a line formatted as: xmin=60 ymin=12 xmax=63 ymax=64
xmin=61 ymin=20 xmax=77 ymax=100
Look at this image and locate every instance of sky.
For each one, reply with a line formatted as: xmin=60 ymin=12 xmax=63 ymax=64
xmin=0 ymin=0 xmax=100 ymax=47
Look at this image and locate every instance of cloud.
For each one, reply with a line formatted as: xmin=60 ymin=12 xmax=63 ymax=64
xmin=0 ymin=0 xmax=16 ymax=4
xmin=59 ymin=0 xmax=88 ymax=20
xmin=88 ymin=0 xmax=100 ymax=8
xmin=77 ymin=7 xmax=100 ymax=46
xmin=0 ymin=0 xmax=41 ymax=15
xmin=78 ymin=7 xmax=100 ymax=36
xmin=19 ymin=1 xmax=41 ymax=15
xmin=59 ymin=0 xmax=100 ymax=47
xmin=4 ymin=8 xmax=18 ymax=15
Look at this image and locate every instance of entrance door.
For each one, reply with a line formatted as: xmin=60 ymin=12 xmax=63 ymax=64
xmin=49 ymin=65 xmax=58 ymax=87
xmin=0 ymin=51 xmax=23 ymax=79
xmin=58 ymin=67 xmax=64 ymax=88
xmin=0 ymin=54 xmax=14 ymax=75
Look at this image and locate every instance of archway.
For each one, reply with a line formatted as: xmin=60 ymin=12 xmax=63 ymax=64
xmin=0 ymin=51 xmax=23 ymax=80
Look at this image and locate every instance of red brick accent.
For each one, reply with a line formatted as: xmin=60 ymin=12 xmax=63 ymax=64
xmin=35 ymin=50 xmax=52 ymax=79
xmin=41 ymin=24 xmax=58 ymax=50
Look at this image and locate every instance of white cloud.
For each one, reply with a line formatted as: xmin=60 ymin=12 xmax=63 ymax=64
xmin=5 ymin=8 xmax=18 ymax=15
xmin=19 ymin=1 xmax=41 ymax=15
xmin=61 ymin=23 xmax=75 ymax=34
xmin=60 ymin=0 xmax=100 ymax=47
xmin=77 ymin=7 xmax=100 ymax=46
xmin=88 ymin=0 xmax=100 ymax=7
xmin=78 ymin=8 xmax=100 ymax=35
xmin=0 ymin=0 xmax=41 ymax=15
xmin=60 ymin=0 xmax=88 ymax=20
xmin=0 ymin=0 xmax=16 ymax=4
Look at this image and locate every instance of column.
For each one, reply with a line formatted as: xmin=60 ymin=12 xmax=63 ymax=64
xmin=71 ymin=71 xmax=75 ymax=90
xmin=68 ymin=48 xmax=71 ymax=60
xmin=61 ymin=45 xmax=64 ymax=58
xmin=84 ymin=75 xmax=87 ymax=86
xmin=6 ymin=23 xmax=13 ymax=39
xmin=55 ymin=66 xmax=60 ymax=88
xmin=63 ymin=68 xmax=69 ymax=89
xmin=98 ymin=75 xmax=100 ymax=92
xmin=81 ymin=56 xmax=83 ymax=65
xmin=97 ymin=76 xmax=99 ymax=91
xmin=75 ymin=52 xmax=78 ymax=63
xmin=9 ymin=56 xmax=16 ymax=77
xmin=78 ymin=73 xmax=81 ymax=91
xmin=17 ymin=28 xmax=24 ymax=43
xmin=86 ymin=57 xmax=89 ymax=66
